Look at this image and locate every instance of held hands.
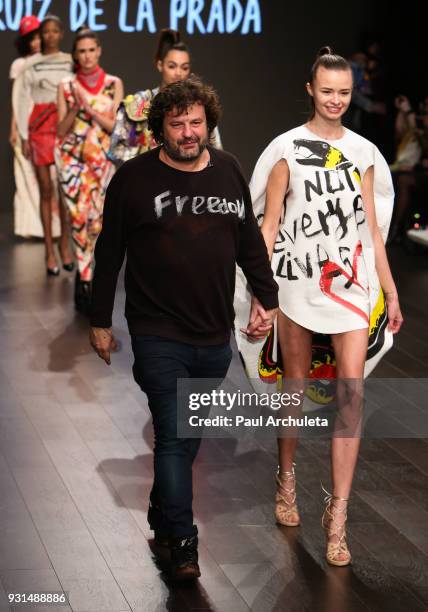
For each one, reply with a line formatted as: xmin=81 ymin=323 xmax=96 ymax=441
xmin=89 ymin=326 xmax=118 ymax=365
xmin=241 ymin=296 xmax=278 ymax=341
xmin=385 ymin=293 xmax=403 ymax=334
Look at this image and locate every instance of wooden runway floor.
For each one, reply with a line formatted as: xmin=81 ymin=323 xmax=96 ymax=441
xmin=0 ymin=212 xmax=427 ymax=612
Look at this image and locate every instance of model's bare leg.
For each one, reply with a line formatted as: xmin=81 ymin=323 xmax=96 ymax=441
xmin=322 ymin=327 xmax=368 ymax=565
xmin=57 ymin=190 xmax=73 ymax=267
xmin=35 ymin=165 xmax=56 ymax=271
xmin=275 ymin=310 xmax=312 ymax=526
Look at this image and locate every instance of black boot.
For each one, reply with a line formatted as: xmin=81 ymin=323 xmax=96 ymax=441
xmin=74 ymin=272 xmax=92 ymax=315
xmin=169 ymin=535 xmax=201 ymax=582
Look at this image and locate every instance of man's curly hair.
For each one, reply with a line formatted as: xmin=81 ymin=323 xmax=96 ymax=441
xmin=148 ymin=76 xmax=222 ymax=143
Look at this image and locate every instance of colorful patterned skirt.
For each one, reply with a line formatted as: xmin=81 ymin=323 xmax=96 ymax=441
xmin=28 ymin=103 xmax=58 ymax=166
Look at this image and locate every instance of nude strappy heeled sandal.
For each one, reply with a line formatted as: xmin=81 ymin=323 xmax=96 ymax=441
xmin=275 ymin=463 xmax=300 ymax=527
xmin=321 ymin=484 xmax=351 ymax=566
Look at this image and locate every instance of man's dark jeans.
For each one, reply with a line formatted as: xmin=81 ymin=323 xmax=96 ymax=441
xmin=131 ymin=334 xmax=232 ymax=539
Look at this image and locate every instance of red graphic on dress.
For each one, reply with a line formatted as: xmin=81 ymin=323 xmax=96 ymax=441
xmin=319 ymin=241 xmax=369 ymax=324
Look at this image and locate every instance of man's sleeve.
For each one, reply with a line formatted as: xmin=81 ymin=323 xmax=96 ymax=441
xmin=237 ymin=176 xmax=279 ymax=310
xmin=90 ymin=169 xmax=127 ymax=328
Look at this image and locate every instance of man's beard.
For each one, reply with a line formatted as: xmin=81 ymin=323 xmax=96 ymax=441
xmin=162 ymin=135 xmax=208 ymax=163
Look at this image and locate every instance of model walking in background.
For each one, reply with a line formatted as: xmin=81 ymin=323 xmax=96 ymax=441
xmin=108 ymin=28 xmax=221 ymax=166
xmin=13 ymin=15 xmax=73 ymax=275
xmin=56 ymin=27 xmax=123 ymax=313
xmin=9 ymin=16 xmax=59 ymax=239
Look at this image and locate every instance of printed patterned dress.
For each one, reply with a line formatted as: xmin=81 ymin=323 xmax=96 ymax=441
xmin=10 ymin=56 xmax=60 ymax=238
xmin=271 ymin=125 xmax=375 ymax=333
xmin=234 ymin=125 xmax=395 ymax=388
xmin=55 ymin=72 xmax=117 ymax=281
xmin=13 ymin=51 xmax=73 ymax=166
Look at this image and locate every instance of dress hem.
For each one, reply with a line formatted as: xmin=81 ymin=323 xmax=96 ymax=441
xmin=278 ymin=306 xmax=369 ymax=335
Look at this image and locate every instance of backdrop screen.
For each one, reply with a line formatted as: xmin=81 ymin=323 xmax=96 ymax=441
xmin=0 ymin=1 xmax=422 ymax=205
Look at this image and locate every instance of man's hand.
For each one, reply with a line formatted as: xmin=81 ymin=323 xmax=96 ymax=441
xmin=241 ymin=296 xmax=278 ymax=341
xmin=89 ymin=326 xmax=117 ymax=365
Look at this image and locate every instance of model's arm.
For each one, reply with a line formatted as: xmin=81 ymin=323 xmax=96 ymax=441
xmin=57 ymin=81 xmax=79 ymax=138
xmin=361 ymin=166 xmax=403 ymax=333
xmin=9 ymin=112 xmax=18 ymax=148
xmin=260 ymin=159 xmax=289 ymax=259
xmin=89 ymin=169 xmax=127 ymax=363
xmin=12 ymin=67 xmax=34 ymax=158
xmin=83 ymin=77 xmax=124 ymax=134
xmin=12 ymin=67 xmax=33 ymax=141
xmin=236 ymin=174 xmax=279 ymax=339
xmin=239 ymin=158 xmax=289 ymax=339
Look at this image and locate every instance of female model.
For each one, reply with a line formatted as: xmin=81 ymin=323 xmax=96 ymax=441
xmin=56 ymin=28 xmax=123 ymax=313
xmin=109 ymin=28 xmax=221 ymax=165
xmin=255 ymin=48 xmax=403 ymax=566
xmin=9 ymin=16 xmax=49 ymax=238
xmin=13 ymin=15 xmax=73 ymax=275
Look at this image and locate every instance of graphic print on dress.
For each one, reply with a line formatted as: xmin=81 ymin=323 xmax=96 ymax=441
xmin=273 ymin=138 xmax=369 ymax=323
xmin=258 ymin=137 xmax=370 ymax=392
xmin=272 ymin=138 xmax=365 ymax=295
xmin=57 ymin=78 xmax=116 ymax=280
xmin=234 ymin=132 xmax=393 ymax=403
xmin=319 ymin=241 xmax=369 ymax=324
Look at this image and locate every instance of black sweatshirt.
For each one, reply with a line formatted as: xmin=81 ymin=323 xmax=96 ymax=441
xmin=90 ymin=146 xmax=278 ymax=345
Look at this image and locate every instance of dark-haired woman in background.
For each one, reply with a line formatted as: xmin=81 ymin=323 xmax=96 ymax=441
xmin=109 ymin=28 xmax=221 ymax=165
xmin=56 ymin=28 xmax=123 ymax=313
xmin=250 ymin=47 xmax=403 ymax=566
xmin=13 ymin=15 xmax=73 ymax=275
xmin=9 ymin=15 xmax=50 ymax=238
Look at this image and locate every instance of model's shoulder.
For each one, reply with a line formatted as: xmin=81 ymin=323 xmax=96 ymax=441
xmin=125 ymin=88 xmax=156 ymax=102
xmin=43 ymin=52 xmax=72 ymax=65
xmin=120 ymin=89 xmax=154 ymax=120
xmin=56 ymin=52 xmax=73 ymax=62
xmin=20 ymin=52 xmax=42 ymax=70
xmin=105 ymin=74 xmax=122 ymax=85
xmin=9 ymin=57 xmax=26 ymax=79
xmin=344 ymin=127 xmax=375 ymax=150
xmin=60 ymin=74 xmax=75 ymax=86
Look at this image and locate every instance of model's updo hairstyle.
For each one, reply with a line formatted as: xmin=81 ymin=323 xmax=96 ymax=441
xmin=154 ymin=28 xmax=190 ymax=64
xmin=41 ymin=14 xmax=64 ymax=31
xmin=71 ymin=26 xmax=101 ymax=72
xmin=308 ymin=46 xmax=352 ymax=119
xmin=40 ymin=14 xmax=64 ymax=53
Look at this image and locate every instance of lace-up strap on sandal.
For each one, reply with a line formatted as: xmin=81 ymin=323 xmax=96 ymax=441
xmin=275 ymin=462 xmax=300 ymax=527
xmin=321 ymin=483 xmax=351 ymax=567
